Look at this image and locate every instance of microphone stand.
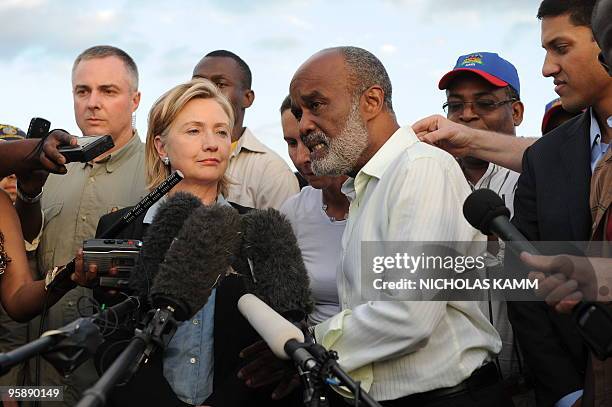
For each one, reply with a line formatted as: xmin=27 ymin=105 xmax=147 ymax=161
xmin=0 ymin=296 xmax=140 ymax=377
xmin=285 ymin=341 xmax=382 ymax=407
xmin=75 ymin=305 xmax=179 ymax=407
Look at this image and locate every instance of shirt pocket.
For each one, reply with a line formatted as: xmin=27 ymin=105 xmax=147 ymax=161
xmin=39 ymin=203 xmax=64 ymax=272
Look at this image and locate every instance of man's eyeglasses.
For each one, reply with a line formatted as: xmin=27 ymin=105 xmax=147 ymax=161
xmin=598 ymin=52 xmax=611 ymax=75
xmin=442 ymin=98 xmax=517 ymax=116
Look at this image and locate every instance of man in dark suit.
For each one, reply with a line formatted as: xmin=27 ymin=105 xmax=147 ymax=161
xmin=413 ymin=1 xmax=612 ymax=405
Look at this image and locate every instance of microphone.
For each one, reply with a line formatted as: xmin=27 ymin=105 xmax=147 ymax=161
xmin=463 ymin=190 xmax=612 ymax=359
xmin=77 ymin=204 xmax=243 ymax=407
xmin=463 ymin=188 xmax=539 ymax=256
xmin=98 ymin=170 xmax=185 ymax=238
xmin=128 ymin=191 xmax=203 ymax=300
xmin=236 ymin=208 xmax=313 ymax=316
xmin=149 ymin=203 xmax=242 ymax=321
xmin=237 ymin=294 xmax=382 ymax=407
xmin=237 ymin=293 xmax=304 ymax=360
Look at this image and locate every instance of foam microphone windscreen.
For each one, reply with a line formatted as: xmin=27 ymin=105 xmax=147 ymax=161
xmin=129 ymin=192 xmax=202 ymax=298
xmin=150 ymin=204 xmax=242 ymax=321
xmin=236 ymin=208 xmax=313 ymax=316
xmin=463 ymin=188 xmax=511 ymax=235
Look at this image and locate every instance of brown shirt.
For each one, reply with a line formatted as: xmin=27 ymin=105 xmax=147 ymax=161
xmin=591 ymin=148 xmax=612 ymax=241
xmin=587 ymin=147 xmax=612 ymax=406
xmin=36 ymin=133 xmax=146 ymax=328
xmin=226 ymin=128 xmax=299 ymax=210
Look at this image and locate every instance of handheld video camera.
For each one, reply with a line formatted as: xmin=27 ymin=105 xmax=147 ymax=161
xmin=83 ymin=239 xmax=142 ymax=291
xmin=26 ymin=117 xmax=114 ymax=163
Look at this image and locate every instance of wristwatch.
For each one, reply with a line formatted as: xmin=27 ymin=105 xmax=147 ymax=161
xmin=16 ymin=182 xmax=43 ymax=204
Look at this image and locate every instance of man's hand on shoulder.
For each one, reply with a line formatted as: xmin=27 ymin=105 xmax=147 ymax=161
xmin=412 ymin=114 xmax=476 ymax=158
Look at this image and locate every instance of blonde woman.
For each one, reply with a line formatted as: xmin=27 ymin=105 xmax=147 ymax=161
xmin=93 ymin=79 xmax=293 ymax=407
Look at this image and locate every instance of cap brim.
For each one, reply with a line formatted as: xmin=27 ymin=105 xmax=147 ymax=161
xmin=438 ymin=68 xmax=509 ymax=90
xmin=0 ymin=136 xmax=24 ymax=141
xmin=541 ymin=105 xmax=564 ymax=134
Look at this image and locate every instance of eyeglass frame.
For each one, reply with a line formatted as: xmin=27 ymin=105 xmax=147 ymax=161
xmin=442 ymin=98 xmax=518 ymax=116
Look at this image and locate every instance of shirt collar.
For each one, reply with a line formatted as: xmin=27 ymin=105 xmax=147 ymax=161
xmin=590 ymin=108 xmax=602 ymax=149
xmin=359 ymin=126 xmax=417 ymax=179
xmin=232 ymin=127 xmax=267 ymax=158
xmin=590 ymin=108 xmax=611 ymax=170
xmin=83 ymin=130 xmax=142 ymax=172
xmin=143 ymin=193 xmax=231 ymax=224
xmin=341 ymin=126 xmax=417 ymax=201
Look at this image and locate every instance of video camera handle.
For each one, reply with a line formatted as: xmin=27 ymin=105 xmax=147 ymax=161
xmin=0 ymin=296 xmax=140 ymax=377
xmin=75 ymin=305 xmax=179 ymax=407
xmin=45 ymin=171 xmax=184 ymax=292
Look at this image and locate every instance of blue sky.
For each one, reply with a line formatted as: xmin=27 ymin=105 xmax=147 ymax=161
xmin=1 ymin=0 xmax=556 ymax=168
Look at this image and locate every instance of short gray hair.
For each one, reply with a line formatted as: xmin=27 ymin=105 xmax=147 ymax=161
xmin=72 ymin=45 xmax=139 ymax=90
xmin=328 ymin=46 xmax=393 ymax=112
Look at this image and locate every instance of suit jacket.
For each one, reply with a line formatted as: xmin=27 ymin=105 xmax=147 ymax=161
xmin=508 ymin=112 xmax=591 ymax=407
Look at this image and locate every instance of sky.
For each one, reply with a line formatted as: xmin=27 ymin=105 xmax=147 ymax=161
xmin=1 ymin=0 xmax=557 ymax=169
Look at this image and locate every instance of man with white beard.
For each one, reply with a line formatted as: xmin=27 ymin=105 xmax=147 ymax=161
xmin=282 ymin=46 xmax=513 ymax=406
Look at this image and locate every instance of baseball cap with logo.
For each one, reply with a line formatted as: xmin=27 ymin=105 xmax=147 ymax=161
xmin=438 ymin=52 xmax=520 ymax=97
xmin=0 ymin=124 xmax=26 ymax=141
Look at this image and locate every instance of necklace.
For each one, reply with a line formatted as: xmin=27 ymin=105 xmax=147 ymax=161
xmin=322 ymin=203 xmax=348 ymax=222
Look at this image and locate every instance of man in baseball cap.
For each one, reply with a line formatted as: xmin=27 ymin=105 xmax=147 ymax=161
xmin=437 ymin=51 xmax=523 ymax=203
xmin=437 ymin=52 xmax=535 ymax=406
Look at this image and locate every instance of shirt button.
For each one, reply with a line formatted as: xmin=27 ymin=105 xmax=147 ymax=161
xmin=81 ymin=215 xmax=86 ymax=221
xmin=67 ymin=301 xmax=75 ymax=307
xmin=192 ymin=319 xmax=199 ymax=325
xmin=189 ymin=357 xmax=197 ymax=364
xmin=90 ymin=177 xmax=95 ymax=183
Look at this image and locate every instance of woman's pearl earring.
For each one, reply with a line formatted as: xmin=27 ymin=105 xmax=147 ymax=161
xmin=162 ymin=156 xmax=170 ymax=166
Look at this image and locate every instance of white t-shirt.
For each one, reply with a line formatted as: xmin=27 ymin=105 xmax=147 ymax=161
xmin=470 ymin=163 xmax=522 ymax=380
xmin=280 ymin=186 xmax=343 ymax=324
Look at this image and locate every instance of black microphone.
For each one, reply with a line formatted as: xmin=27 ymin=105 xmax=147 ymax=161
xmin=464 ymin=190 xmax=612 ymax=359
xmin=77 ymin=204 xmax=242 ymax=407
xmin=149 ymin=203 xmax=242 ymax=321
xmin=236 ymin=208 xmax=313 ymax=316
xmin=98 ymin=170 xmax=185 ymax=238
xmin=463 ymin=188 xmax=539 ymax=256
xmin=128 ymin=191 xmax=203 ymax=300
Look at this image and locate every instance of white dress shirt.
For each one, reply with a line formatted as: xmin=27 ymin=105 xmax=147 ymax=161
xmin=314 ymin=126 xmax=501 ymax=401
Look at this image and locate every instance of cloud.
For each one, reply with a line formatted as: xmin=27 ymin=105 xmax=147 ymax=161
xmin=253 ymin=36 xmax=302 ymax=51
xmin=207 ymin=0 xmax=311 ymax=14
xmin=380 ymin=44 xmax=398 ymax=55
xmin=0 ymin=0 xmax=46 ymax=12
xmin=429 ymin=0 xmax=535 ymax=13
xmin=285 ymin=14 xmax=313 ymax=30
xmin=0 ymin=1 xmax=128 ymax=60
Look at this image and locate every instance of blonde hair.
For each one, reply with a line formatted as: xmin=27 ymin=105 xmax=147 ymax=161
xmin=145 ymin=78 xmax=235 ymax=197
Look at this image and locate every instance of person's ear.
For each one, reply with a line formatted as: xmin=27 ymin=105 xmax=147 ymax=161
xmin=154 ymin=135 xmax=166 ymax=157
xmin=242 ymin=89 xmax=255 ymax=109
xmin=360 ymin=85 xmax=386 ymax=121
xmin=512 ymin=101 xmax=524 ymax=126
